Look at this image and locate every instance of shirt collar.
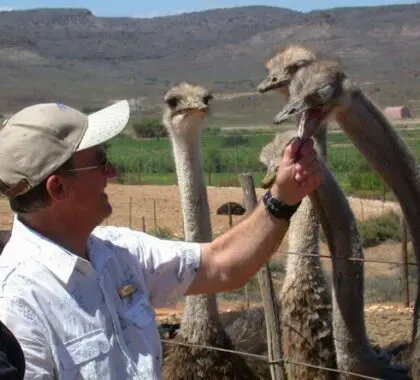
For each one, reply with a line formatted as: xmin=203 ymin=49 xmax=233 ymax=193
xmin=10 ymin=215 xmax=92 ymax=285
xmin=87 ymin=230 xmax=115 ymax=277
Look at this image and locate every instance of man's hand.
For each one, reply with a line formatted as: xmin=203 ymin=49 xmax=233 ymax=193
xmin=271 ymin=137 xmax=322 ymax=205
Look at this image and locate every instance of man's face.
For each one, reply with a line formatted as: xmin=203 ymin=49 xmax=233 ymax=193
xmin=62 ymin=145 xmax=117 ymax=227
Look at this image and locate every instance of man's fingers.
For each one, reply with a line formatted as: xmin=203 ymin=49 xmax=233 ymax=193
xmin=283 ymin=137 xmax=316 ymax=165
xmin=295 ymin=162 xmax=323 ymax=183
xmin=298 ymin=172 xmax=322 ymax=192
xmin=294 ymin=152 xmax=318 ymax=173
xmin=299 ymin=139 xmax=315 ymax=155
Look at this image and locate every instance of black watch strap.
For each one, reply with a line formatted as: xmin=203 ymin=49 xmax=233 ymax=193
xmin=262 ymin=190 xmax=301 ymax=220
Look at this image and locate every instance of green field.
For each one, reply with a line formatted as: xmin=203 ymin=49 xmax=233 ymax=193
xmin=107 ymin=127 xmax=420 ymax=199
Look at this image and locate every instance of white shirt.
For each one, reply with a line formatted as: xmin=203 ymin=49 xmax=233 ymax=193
xmin=0 ymin=217 xmax=201 ymax=379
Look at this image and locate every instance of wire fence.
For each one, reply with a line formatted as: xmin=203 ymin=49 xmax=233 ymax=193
xmin=161 ymin=339 xmax=387 ymax=380
xmin=0 ymin=172 xmax=414 ymax=378
xmin=92 ymin=191 xmax=415 ymax=307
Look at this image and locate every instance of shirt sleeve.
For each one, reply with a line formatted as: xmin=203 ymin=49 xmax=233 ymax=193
xmin=93 ymin=227 xmax=202 ymax=308
xmin=0 ymin=297 xmax=54 ymax=380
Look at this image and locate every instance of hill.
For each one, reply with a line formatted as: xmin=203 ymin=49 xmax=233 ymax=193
xmin=0 ymin=4 xmax=419 ymax=123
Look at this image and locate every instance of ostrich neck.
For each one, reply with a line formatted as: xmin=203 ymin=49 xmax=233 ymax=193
xmin=170 ymin=133 xmax=212 ymax=243
xmin=311 ymin=166 xmax=368 ymax=346
xmin=336 ymin=90 xmax=420 ymax=217
xmin=287 ymin=197 xmax=321 ymax=273
xmin=309 ymin=162 xmax=407 ymax=375
xmin=169 ymin=129 xmax=219 ymax=337
xmin=287 ymin=125 xmax=327 ymax=273
xmin=336 ymin=90 xmax=420 ymax=339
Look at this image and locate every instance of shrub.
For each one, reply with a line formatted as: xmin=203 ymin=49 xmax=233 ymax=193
xmin=358 ymin=210 xmax=401 ymax=248
xmin=151 ymin=226 xmax=175 ymax=240
xmin=132 ymin=117 xmax=168 ymax=139
xmin=320 ymin=210 xmax=401 ymax=248
xmin=82 ymin=106 xmax=103 ymax=114
xmin=221 ymin=135 xmax=249 ymax=147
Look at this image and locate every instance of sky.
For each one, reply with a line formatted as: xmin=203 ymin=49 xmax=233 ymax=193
xmin=0 ymin=0 xmax=417 ymax=18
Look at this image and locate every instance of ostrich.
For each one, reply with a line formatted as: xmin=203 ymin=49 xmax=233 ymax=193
xmin=258 ymin=44 xmax=336 ymax=378
xmin=161 ymin=82 xmax=256 ymax=380
xmin=273 ymin=58 xmax=412 ymax=378
xmin=259 ymin=128 xmax=337 ymax=379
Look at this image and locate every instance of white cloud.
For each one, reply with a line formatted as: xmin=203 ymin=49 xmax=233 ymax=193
xmin=0 ymin=6 xmax=15 ymax=12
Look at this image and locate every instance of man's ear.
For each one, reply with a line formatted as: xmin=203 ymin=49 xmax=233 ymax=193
xmin=45 ymin=175 xmax=68 ymax=201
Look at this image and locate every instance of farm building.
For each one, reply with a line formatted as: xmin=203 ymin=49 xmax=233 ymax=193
xmin=383 ymin=105 xmax=412 ymax=120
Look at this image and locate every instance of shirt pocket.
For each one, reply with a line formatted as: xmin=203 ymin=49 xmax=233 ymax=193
xmin=122 ymin=295 xmax=156 ymax=329
xmin=59 ymin=329 xmax=111 ymax=373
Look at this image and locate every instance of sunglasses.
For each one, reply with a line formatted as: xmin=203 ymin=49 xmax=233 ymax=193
xmin=65 ymin=151 xmax=111 ymax=173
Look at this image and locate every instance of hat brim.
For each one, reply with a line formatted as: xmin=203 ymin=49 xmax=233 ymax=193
xmin=76 ymin=100 xmax=130 ymax=151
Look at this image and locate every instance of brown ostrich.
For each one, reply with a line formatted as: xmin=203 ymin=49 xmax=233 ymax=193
xmin=274 ymin=58 xmax=411 ymax=379
xmin=260 ymin=128 xmax=337 ymax=379
xmin=161 ymin=82 xmax=257 ymax=380
xmin=258 ymin=44 xmax=336 ymax=379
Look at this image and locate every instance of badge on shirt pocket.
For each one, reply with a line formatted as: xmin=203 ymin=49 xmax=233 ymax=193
xmin=118 ymin=283 xmax=138 ymax=299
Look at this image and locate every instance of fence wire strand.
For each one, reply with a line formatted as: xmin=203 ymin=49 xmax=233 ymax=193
xmin=161 ymin=339 xmax=384 ymax=380
xmin=274 ymin=249 xmax=418 ymax=267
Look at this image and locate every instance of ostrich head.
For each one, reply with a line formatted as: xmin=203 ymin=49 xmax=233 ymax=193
xmin=163 ymin=82 xmax=213 ymax=139
xmin=273 ymin=59 xmax=351 ymax=141
xmin=259 ymin=130 xmax=296 ymax=189
xmin=257 ymin=44 xmax=317 ymax=96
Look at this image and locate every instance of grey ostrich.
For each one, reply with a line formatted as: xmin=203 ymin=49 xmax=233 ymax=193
xmin=274 ymin=58 xmax=411 ymax=379
xmin=161 ymin=82 xmax=257 ymax=380
xmin=258 ymin=44 xmax=337 ymax=379
xmin=260 ymin=128 xmax=337 ymax=380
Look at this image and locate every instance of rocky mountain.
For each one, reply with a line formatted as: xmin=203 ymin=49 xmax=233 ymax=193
xmin=0 ymin=4 xmax=419 ymax=122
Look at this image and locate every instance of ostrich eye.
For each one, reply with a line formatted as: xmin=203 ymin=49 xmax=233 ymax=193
xmin=203 ymin=94 xmax=213 ymax=105
xmin=166 ymin=96 xmax=178 ymax=108
xmin=305 ymin=84 xmax=335 ymax=106
xmin=315 ymin=84 xmax=335 ymax=102
xmin=287 ymin=60 xmax=309 ymax=75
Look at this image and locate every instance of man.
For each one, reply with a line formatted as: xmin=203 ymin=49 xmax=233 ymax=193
xmin=0 ymin=100 xmax=321 ymax=379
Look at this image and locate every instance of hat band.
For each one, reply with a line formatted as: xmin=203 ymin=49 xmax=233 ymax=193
xmin=0 ymin=178 xmax=30 ymax=199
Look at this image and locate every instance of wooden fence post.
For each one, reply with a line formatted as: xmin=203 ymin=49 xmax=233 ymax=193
xmin=400 ymin=214 xmax=410 ymax=307
xmin=153 ymin=198 xmax=157 ymax=233
xmin=128 ymin=197 xmax=132 ymax=228
xmin=142 ymin=216 xmax=146 ymax=232
xmin=239 ymin=173 xmax=285 ymax=380
xmin=228 ymin=202 xmax=233 ymax=228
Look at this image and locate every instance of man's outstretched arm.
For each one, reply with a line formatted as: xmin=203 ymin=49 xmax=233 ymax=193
xmin=187 ymin=138 xmax=322 ymax=295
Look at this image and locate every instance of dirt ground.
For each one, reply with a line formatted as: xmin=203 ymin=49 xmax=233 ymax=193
xmin=0 ymin=183 xmax=400 ymax=233
xmin=0 ymin=184 xmax=411 ymax=347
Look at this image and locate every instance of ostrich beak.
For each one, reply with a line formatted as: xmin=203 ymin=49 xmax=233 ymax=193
xmin=273 ymin=99 xmax=306 ymax=124
xmin=274 ymin=100 xmax=325 ymax=142
xmin=257 ymin=76 xmax=289 ymax=93
xmin=261 ymin=169 xmax=277 ymax=189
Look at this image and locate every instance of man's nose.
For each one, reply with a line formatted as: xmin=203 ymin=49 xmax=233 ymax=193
xmin=105 ymin=161 xmax=118 ymax=179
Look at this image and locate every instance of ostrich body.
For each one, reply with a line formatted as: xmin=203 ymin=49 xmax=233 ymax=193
xmin=274 ymin=59 xmax=411 ymax=378
xmin=161 ymin=82 xmax=256 ymax=380
xmin=260 ymin=128 xmax=336 ymax=379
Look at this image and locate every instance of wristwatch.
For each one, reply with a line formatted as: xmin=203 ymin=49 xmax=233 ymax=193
xmin=262 ymin=190 xmax=301 ymax=220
